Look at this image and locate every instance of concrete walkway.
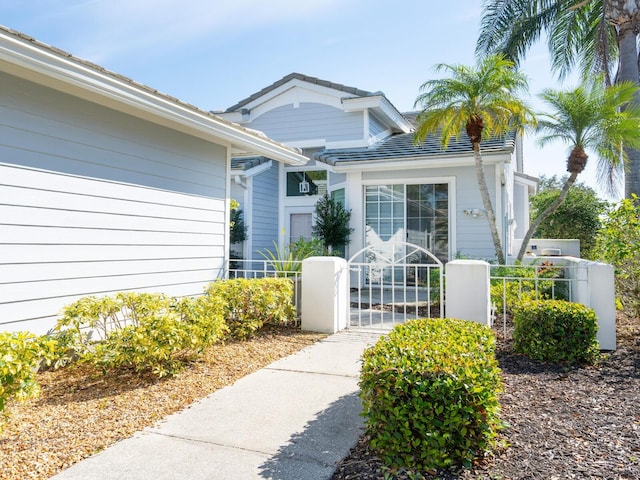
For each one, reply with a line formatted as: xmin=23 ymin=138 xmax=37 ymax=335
xmin=50 ymin=329 xmax=384 ymax=480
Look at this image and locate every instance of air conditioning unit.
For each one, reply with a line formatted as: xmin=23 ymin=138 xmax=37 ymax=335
xmin=541 ymin=248 xmax=561 ymax=256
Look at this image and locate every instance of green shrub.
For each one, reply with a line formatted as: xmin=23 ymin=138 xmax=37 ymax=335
xmin=593 ymin=195 xmax=640 ymax=316
xmin=54 ymin=292 xmax=227 ymax=377
xmin=0 ymin=332 xmax=57 ymax=430
xmin=205 ymin=278 xmax=295 ymax=339
xmin=513 ymin=300 xmax=600 ymax=365
xmin=490 ymin=262 xmax=569 ymax=314
xmin=359 ymin=318 xmax=503 ymax=471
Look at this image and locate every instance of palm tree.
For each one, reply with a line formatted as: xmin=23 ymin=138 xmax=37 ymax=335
xmin=516 ymin=77 xmax=640 ymax=261
xmin=477 ymin=0 xmax=640 ymax=198
xmin=414 ymin=55 xmax=536 ymax=264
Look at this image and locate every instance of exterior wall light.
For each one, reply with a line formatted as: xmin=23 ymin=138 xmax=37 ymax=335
xmin=463 ymin=208 xmax=485 ymax=217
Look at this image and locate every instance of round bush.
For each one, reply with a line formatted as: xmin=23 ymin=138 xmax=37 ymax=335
xmin=513 ymin=299 xmax=600 ymax=365
xmin=359 ymin=318 xmax=503 ymax=471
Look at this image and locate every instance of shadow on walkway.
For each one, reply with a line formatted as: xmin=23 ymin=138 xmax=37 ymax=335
xmin=258 ymin=392 xmax=363 ymax=480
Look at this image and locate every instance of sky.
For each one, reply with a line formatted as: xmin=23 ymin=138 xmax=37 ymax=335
xmin=0 ymin=1 xmax=616 ymax=199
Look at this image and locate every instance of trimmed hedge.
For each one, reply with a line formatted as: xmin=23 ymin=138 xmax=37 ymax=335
xmin=52 ymin=278 xmax=296 ymax=375
xmin=513 ymin=300 xmax=600 ymax=365
xmin=359 ymin=318 xmax=503 ymax=471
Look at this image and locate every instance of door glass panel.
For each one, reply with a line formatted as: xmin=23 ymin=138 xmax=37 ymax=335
xmin=290 ymin=213 xmax=313 ymax=243
xmin=365 ymin=183 xmax=449 ymax=285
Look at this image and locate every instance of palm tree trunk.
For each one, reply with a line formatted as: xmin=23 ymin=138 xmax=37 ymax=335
xmin=516 ymin=172 xmax=579 ymax=261
xmin=473 ymin=145 xmax=506 ymax=264
xmin=618 ymin=24 xmax=640 ymax=197
xmin=607 ymin=2 xmax=640 ymax=197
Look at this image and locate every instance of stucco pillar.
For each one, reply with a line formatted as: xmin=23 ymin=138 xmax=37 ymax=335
xmin=301 ymin=256 xmax=348 ymax=333
xmin=445 ymin=260 xmax=492 ymax=326
xmin=567 ymin=260 xmax=616 ymax=351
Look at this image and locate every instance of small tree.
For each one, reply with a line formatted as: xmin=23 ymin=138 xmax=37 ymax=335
xmin=312 ymin=194 xmax=353 ymax=255
xmin=229 ymin=199 xmax=247 ymax=245
xmin=413 ymin=54 xmax=535 ymax=264
xmin=530 ymin=176 xmax=608 ymax=258
xmin=516 ymin=77 xmax=640 ymax=261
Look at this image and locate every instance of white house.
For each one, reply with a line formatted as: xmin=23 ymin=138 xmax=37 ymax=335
xmin=0 ymin=27 xmax=308 ymax=334
xmin=218 ymin=73 xmax=537 ymax=264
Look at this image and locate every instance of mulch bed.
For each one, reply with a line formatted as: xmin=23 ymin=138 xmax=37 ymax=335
xmin=0 ymin=325 xmax=326 ymax=480
xmin=332 ymin=313 xmax=640 ymax=479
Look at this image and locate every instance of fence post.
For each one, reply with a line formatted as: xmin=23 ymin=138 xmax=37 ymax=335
xmin=445 ymin=260 xmax=491 ymax=326
xmin=568 ymin=260 xmax=616 ymax=351
xmin=301 ymin=256 xmax=348 ymax=333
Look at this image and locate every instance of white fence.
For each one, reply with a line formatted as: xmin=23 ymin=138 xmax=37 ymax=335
xmin=296 ymin=256 xmax=616 ymax=350
xmin=229 ymin=255 xmax=616 ymax=350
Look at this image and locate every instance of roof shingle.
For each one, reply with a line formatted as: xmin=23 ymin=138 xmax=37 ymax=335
xmin=314 ymin=131 xmax=516 ymax=166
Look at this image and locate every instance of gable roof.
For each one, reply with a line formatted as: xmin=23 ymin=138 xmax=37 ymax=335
xmin=222 ymin=72 xmax=413 ymax=135
xmin=225 ymin=73 xmax=375 ymax=112
xmin=0 ymin=25 xmax=308 ymax=166
xmin=314 ymin=131 xmax=516 ymax=167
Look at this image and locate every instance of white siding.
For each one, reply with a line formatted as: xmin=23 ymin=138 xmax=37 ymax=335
xmin=368 ymin=114 xmax=386 ymax=137
xmin=0 ymin=73 xmax=227 ymax=333
xmin=248 ymin=103 xmax=363 ymax=144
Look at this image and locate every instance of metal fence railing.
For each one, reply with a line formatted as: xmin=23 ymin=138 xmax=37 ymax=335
xmin=489 ymin=261 xmax=586 ymax=336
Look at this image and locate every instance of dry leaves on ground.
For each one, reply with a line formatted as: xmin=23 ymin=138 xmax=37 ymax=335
xmin=0 ymin=326 xmax=326 ymax=480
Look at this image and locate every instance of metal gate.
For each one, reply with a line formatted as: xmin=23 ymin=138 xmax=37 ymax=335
xmin=347 ymin=242 xmax=443 ymax=330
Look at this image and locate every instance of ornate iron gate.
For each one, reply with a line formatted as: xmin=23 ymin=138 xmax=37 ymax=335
xmin=347 ymin=242 xmax=443 ymax=330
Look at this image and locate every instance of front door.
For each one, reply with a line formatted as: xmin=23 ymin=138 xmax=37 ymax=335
xmin=364 ymin=183 xmax=449 ymax=283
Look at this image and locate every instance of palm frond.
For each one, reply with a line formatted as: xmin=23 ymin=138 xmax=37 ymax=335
xmin=535 ymin=77 xmax=640 ymax=192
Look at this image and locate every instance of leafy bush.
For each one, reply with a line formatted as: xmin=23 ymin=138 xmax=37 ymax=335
xmin=259 ymin=238 xmax=324 ymax=276
xmin=54 ymin=292 xmax=227 ymax=377
xmin=513 ymin=300 xmax=600 ymax=365
xmin=359 ymin=318 xmax=503 ymax=471
xmin=229 ymin=199 xmax=248 ymax=244
xmin=530 ymin=176 xmax=608 ymax=259
xmin=0 ymin=332 xmax=56 ymax=430
xmin=594 ymin=195 xmax=640 ymax=316
xmin=206 ymin=278 xmax=295 ymax=339
xmin=490 ymin=262 xmax=569 ymax=314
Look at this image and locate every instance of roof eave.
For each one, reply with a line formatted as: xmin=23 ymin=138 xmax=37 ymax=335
xmin=0 ymin=26 xmax=308 ymax=167
xmin=331 ymin=151 xmax=512 ymax=173
xmin=342 ymin=95 xmax=413 ymax=133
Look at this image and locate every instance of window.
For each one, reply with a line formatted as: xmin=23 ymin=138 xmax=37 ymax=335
xmin=286 ymin=171 xmax=327 ymax=197
xmin=365 ymin=183 xmax=449 ymax=262
xmin=290 ymin=213 xmax=313 ymax=243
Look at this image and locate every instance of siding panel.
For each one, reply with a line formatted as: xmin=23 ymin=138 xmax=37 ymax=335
xmin=250 ymin=163 xmax=279 ymax=259
xmin=0 ymin=72 xmax=228 ymax=333
xmin=249 ymin=103 xmax=363 ymax=144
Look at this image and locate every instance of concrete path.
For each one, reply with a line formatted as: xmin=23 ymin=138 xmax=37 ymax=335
xmin=50 ymin=330 xmax=384 ymax=480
